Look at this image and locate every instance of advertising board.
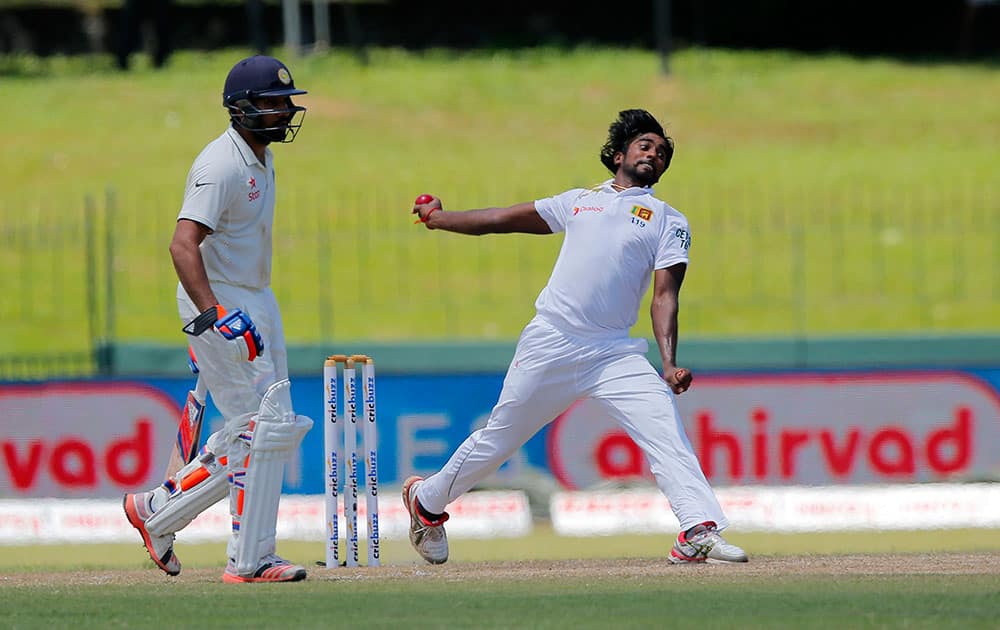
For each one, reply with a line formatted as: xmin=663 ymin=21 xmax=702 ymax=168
xmin=3 ymin=369 xmax=999 ymax=498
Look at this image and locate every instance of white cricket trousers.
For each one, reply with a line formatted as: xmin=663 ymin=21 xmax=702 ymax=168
xmin=416 ymin=315 xmax=729 ymax=531
xmin=177 ymin=282 xmax=288 ymax=422
xmin=170 ymin=282 xmax=289 ymax=558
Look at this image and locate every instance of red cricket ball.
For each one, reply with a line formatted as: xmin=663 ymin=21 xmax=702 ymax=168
xmin=414 ymin=194 xmax=434 ymax=204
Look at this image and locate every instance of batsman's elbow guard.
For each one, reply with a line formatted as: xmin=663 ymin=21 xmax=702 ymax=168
xmin=215 ymin=308 xmax=264 ymax=361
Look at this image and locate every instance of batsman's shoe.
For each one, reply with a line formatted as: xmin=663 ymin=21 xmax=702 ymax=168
xmin=123 ymin=492 xmax=182 ymax=576
xmin=222 ymin=553 xmax=307 ymax=583
xmin=669 ymin=521 xmax=748 ymax=564
xmin=402 ymin=476 xmax=450 ymax=565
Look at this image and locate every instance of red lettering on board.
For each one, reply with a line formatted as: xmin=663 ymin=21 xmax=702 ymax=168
xmin=692 ymin=406 xmax=975 ymax=482
xmin=779 ymin=430 xmax=810 ymax=478
xmin=925 ymin=406 xmax=972 ymax=474
xmin=595 ymin=432 xmax=644 ymax=478
xmin=50 ymin=439 xmax=97 ymax=487
xmin=2 ymin=420 xmax=154 ymax=491
xmin=105 ymin=420 xmax=152 ymax=485
xmin=819 ymin=429 xmax=861 ymax=477
xmin=696 ymin=411 xmax=742 ymax=481
xmin=751 ymin=408 xmax=769 ymax=480
xmin=545 ymin=372 xmax=995 ymax=490
xmin=3 ymin=441 xmax=44 ymax=490
xmin=868 ymin=428 xmax=915 ymax=476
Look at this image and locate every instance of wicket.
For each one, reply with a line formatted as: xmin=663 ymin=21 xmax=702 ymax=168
xmin=323 ymin=354 xmax=380 ymax=568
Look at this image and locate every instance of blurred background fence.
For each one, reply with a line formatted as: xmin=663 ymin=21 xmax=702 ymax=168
xmin=2 ymin=181 xmax=996 ymax=380
xmin=2 ymin=0 xmax=999 ymax=61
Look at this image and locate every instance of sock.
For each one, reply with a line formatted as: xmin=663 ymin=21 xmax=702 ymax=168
xmin=417 ymin=499 xmax=445 ymax=522
xmin=685 ymin=521 xmax=716 ymax=537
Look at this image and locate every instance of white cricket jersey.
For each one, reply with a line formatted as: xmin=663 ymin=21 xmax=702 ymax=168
xmin=533 ymin=180 xmax=691 ymax=337
xmin=177 ymin=127 xmax=276 ymax=289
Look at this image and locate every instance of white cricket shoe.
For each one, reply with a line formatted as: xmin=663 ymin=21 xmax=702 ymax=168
xmin=402 ymin=476 xmax=449 ymax=565
xmin=669 ymin=521 xmax=749 ymax=564
xmin=222 ymin=553 xmax=307 ymax=583
xmin=123 ymin=492 xmax=181 ymax=576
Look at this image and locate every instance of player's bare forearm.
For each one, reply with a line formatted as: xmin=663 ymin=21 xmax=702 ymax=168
xmin=170 ymin=219 xmax=218 ymax=311
xmin=651 ymin=265 xmax=686 ymax=366
xmin=417 ymin=201 xmax=551 ymax=235
xmin=171 ymin=245 xmax=216 ymax=311
xmin=425 ymin=207 xmax=501 ymax=235
xmin=652 ymin=265 xmax=692 ymax=394
xmin=651 ymin=294 xmax=680 ymax=369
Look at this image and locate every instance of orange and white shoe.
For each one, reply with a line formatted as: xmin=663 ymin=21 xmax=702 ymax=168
xmin=222 ymin=553 xmax=307 ymax=583
xmin=123 ymin=492 xmax=181 ymax=576
xmin=402 ymin=476 xmax=450 ymax=565
xmin=669 ymin=521 xmax=748 ymax=564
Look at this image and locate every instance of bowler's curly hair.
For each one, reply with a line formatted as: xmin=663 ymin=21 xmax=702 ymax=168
xmin=599 ymin=109 xmax=673 ymax=174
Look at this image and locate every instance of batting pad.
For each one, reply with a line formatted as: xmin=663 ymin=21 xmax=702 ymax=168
xmin=146 ymin=448 xmax=229 ymax=537
xmin=232 ymin=380 xmax=313 ymax=575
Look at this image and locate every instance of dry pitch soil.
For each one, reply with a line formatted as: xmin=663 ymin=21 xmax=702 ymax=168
xmin=3 ymin=553 xmax=998 ymax=586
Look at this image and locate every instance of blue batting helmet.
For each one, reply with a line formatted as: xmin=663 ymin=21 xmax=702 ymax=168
xmin=223 ymin=55 xmax=307 ymax=143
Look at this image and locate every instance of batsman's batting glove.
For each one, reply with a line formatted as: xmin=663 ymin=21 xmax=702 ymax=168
xmin=182 ymin=304 xmax=264 ymax=362
xmin=214 ymin=309 xmax=264 ymax=362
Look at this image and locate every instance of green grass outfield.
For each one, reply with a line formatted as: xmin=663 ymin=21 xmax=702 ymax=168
xmin=3 ymin=48 xmax=999 ymax=358
xmin=3 ymin=528 xmax=999 ymax=628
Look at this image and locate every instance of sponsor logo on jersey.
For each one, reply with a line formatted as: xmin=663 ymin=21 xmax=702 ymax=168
xmin=572 ymin=206 xmax=603 ymax=215
xmin=631 ymin=205 xmax=653 ymax=221
xmin=248 ymin=176 xmax=260 ymax=202
xmin=675 ymin=228 xmax=691 ymax=250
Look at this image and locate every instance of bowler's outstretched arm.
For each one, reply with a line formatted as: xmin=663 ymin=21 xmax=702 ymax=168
xmin=414 ymin=199 xmax=552 ymax=235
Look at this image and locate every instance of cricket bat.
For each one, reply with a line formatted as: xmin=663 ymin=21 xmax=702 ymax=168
xmin=164 ymin=375 xmax=207 ymax=479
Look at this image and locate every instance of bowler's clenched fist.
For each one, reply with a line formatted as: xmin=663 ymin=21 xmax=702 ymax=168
xmin=666 ymin=367 xmax=692 ymax=395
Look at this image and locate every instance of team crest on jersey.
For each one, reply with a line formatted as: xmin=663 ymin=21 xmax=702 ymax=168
xmin=630 ymin=205 xmax=653 ymax=228
xmin=631 ymin=206 xmax=653 ymax=221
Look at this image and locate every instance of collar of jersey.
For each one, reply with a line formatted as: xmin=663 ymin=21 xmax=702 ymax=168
xmin=226 ymin=126 xmax=270 ymax=169
xmin=596 ymin=179 xmax=654 ymax=196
